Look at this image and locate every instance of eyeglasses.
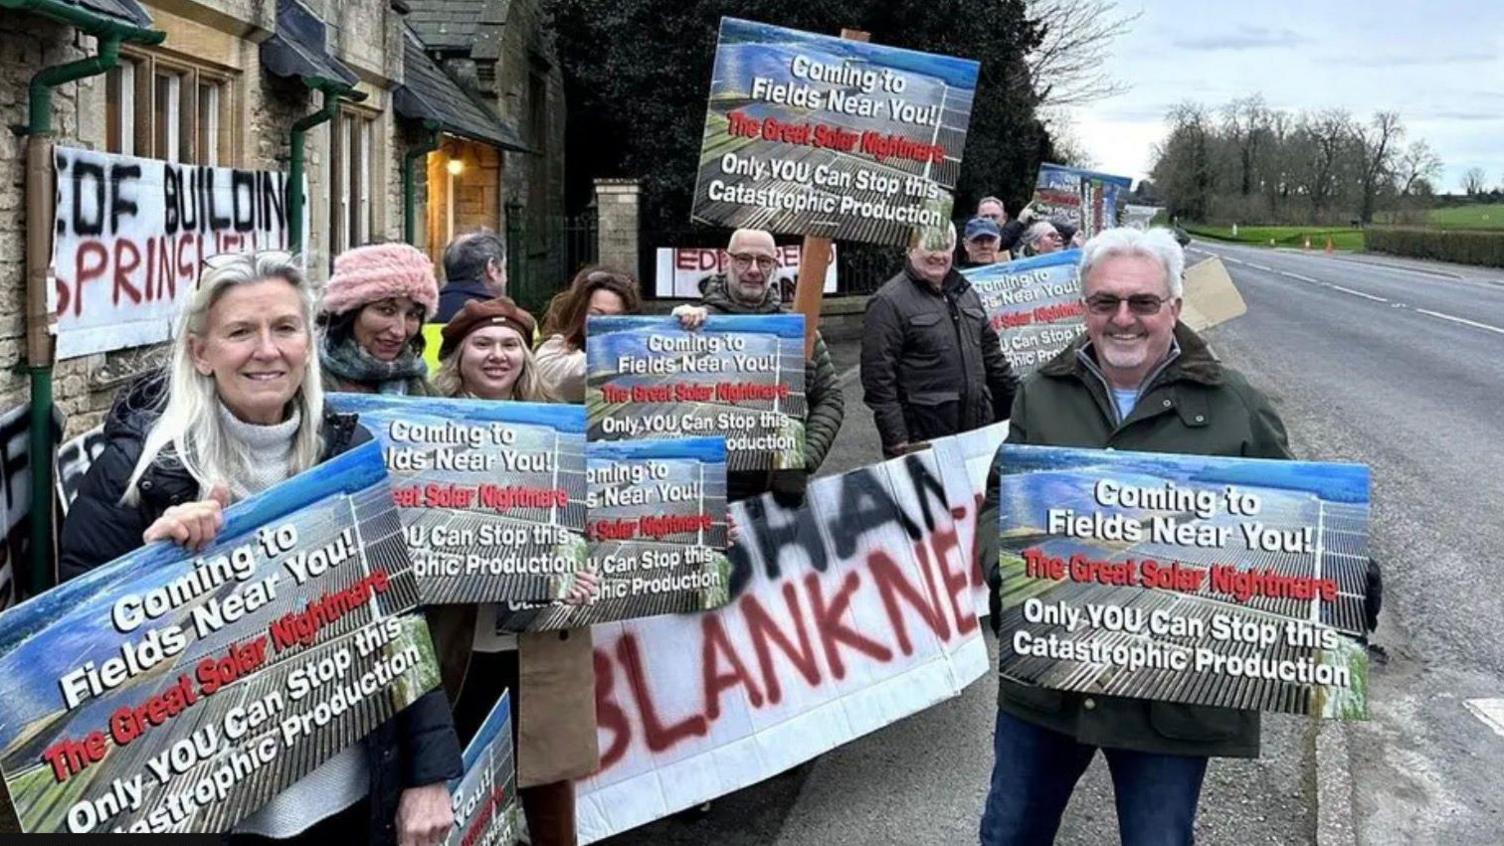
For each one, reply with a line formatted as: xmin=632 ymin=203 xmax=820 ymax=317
xmin=1084 ymin=293 xmax=1173 ymax=316
xmin=202 ymin=249 xmax=294 ymax=269
xmin=729 ymin=252 xmax=778 ymax=272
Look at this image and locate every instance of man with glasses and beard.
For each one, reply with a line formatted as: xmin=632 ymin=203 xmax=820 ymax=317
xmin=673 ymin=228 xmax=843 ymax=508
xmin=861 ymin=222 xmax=1018 ymax=459
xmin=974 ymin=227 xmax=1297 ymax=845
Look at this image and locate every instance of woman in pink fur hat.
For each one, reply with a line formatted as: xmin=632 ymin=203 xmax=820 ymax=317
xmin=317 ymin=242 xmax=440 ymax=395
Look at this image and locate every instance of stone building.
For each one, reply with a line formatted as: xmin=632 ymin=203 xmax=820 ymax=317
xmin=0 ymin=0 xmax=561 ymax=593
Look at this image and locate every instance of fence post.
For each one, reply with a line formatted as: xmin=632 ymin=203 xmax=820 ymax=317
xmin=505 ymin=198 xmax=525 ymax=298
xmin=594 ymin=178 xmax=641 ymax=275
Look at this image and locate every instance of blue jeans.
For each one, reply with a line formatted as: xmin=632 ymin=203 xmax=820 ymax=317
xmin=979 ymin=709 xmax=1209 ymax=846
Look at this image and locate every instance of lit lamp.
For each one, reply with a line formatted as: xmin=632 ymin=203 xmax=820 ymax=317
xmin=446 ymin=157 xmax=465 ymax=176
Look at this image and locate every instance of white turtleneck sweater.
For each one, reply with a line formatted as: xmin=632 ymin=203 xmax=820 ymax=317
xmin=217 ymin=403 xmax=371 ymax=838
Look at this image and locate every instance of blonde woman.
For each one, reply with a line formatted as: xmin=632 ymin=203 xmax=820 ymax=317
xmin=58 ymin=251 xmax=461 ymax=846
xmin=436 ymin=297 xmax=597 ymax=846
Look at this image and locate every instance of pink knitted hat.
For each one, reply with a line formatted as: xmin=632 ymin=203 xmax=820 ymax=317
xmin=321 ymin=243 xmax=440 ymax=317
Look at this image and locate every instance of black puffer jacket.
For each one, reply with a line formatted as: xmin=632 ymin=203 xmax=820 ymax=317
xmin=58 ymin=376 xmax=463 ymax=844
xmin=698 ymin=274 xmax=844 ymax=503
xmin=861 ymin=262 xmax=1018 ymax=457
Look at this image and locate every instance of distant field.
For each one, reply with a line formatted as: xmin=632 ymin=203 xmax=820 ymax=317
xmin=1184 ymin=225 xmax=1366 ymax=251
xmin=1425 ymin=204 xmax=1504 ymax=229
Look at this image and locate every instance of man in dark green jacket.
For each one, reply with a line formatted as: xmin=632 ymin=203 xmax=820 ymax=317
xmin=977 ymin=227 xmax=1292 ymax=846
xmin=673 ymin=228 xmax=844 ymax=506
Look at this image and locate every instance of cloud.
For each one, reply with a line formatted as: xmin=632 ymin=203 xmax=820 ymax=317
xmin=1171 ymin=25 xmax=1308 ymax=51
xmin=1339 ymin=50 xmax=1497 ymax=67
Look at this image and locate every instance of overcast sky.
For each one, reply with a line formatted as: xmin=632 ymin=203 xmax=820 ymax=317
xmin=1065 ymin=0 xmax=1504 ymax=192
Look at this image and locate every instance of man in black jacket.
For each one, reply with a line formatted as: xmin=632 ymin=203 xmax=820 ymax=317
xmin=434 ymin=230 xmax=508 ymax=322
xmin=861 ymin=222 xmax=1018 ymax=458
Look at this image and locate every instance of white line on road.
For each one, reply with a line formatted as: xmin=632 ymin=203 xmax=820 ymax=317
xmin=1247 ymin=262 xmax=1274 ymax=272
xmin=1279 ymin=271 xmax=1320 ymax=283
xmin=1329 ymin=284 xmax=1389 ymax=303
xmin=1221 ymin=256 xmax=1244 ymax=265
xmin=1465 ymin=699 xmax=1504 ymax=739
xmin=1413 ymin=308 xmax=1504 ymax=336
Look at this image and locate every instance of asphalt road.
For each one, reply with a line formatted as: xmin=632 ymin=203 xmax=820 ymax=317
xmin=1183 ymin=241 xmax=1504 ymax=846
xmin=601 ymin=244 xmax=1504 ymax=845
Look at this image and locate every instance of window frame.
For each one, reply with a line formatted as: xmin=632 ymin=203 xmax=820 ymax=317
xmin=106 ymin=47 xmax=237 ymax=166
xmin=330 ymin=106 xmax=381 ymax=255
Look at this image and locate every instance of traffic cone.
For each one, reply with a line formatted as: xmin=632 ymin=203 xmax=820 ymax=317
xmin=1325 ymin=235 xmax=1334 ymax=254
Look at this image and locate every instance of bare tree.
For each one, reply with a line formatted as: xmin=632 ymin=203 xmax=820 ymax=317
xmin=1222 ymin=94 xmax=1269 ymax=197
xmin=1296 ymin=109 xmax=1355 ymax=223
xmin=1352 ymin=111 xmax=1404 ymax=224
xmin=1462 ymin=166 xmax=1487 ymax=195
xmin=1393 ymin=140 xmax=1443 ymax=197
xmin=1022 ymin=0 xmax=1140 ymax=106
xmin=1040 ymin=108 xmax=1096 ymax=167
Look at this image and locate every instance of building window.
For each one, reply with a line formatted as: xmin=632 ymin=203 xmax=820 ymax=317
xmin=331 ymin=109 xmax=378 ymax=254
xmin=106 ymin=49 xmax=234 ymax=165
xmin=105 ymin=59 xmax=139 ymax=156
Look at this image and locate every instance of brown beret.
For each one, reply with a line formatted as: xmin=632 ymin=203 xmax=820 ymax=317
xmin=439 ymin=296 xmax=537 ymax=360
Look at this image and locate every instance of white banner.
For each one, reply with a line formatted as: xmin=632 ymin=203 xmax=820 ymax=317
xmin=654 ymin=246 xmax=837 ymax=299
xmin=577 ymin=423 xmax=1006 ymax=842
xmin=50 ymin=147 xmax=304 ymax=359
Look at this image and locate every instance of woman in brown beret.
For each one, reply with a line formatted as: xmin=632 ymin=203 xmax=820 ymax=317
xmin=434 ymin=297 xmax=598 ymax=846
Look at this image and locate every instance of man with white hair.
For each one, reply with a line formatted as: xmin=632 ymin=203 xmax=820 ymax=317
xmin=974 ymin=227 xmax=1294 ymax=845
xmin=861 ymin=222 xmax=1018 ymax=458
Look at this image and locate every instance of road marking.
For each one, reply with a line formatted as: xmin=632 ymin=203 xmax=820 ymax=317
xmin=1465 ymin=699 xmax=1504 ymax=739
xmin=1247 ymin=262 xmax=1273 ymax=272
xmin=1329 ymin=284 xmax=1389 ymax=303
xmin=1280 ymin=271 xmax=1320 ymax=283
xmin=1414 ymin=308 xmax=1504 ymax=335
xmin=1221 ymin=256 xmax=1244 ymax=265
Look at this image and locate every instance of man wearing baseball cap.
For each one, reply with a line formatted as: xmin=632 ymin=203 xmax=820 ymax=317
xmin=960 ymin=216 xmax=1006 ymax=269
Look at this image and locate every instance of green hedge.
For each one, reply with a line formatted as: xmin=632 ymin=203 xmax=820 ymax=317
xmin=1366 ymin=227 xmax=1504 ymax=268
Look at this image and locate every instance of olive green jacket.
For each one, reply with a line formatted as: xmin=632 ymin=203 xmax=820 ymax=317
xmin=978 ymin=322 xmax=1292 ymax=758
xmin=699 ymin=274 xmax=844 ymax=500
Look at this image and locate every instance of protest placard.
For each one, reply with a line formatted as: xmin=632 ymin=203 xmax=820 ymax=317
xmin=0 ymin=441 xmax=442 ymax=833
xmin=993 ymin=444 xmax=1371 ymax=719
xmin=445 ymin=691 xmax=520 ymax=846
xmin=690 ymin=18 xmax=979 ymax=246
xmin=326 ymin=395 xmax=587 ymax=606
xmin=1030 ymin=163 xmax=1133 ymax=239
xmin=586 ymin=314 xmax=806 ymax=472
xmin=582 ymin=438 xmax=731 ymax=620
xmin=654 ymin=245 xmax=836 ymax=299
xmin=963 ymin=250 xmax=1084 ymax=376
xmin=50 ymin=147 xmax=305 ymax=359
xmin=576 ymin=423 xmax=1004 ymax=842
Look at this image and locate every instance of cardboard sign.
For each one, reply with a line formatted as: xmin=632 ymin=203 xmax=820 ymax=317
xmin=654 ymin=246 xmax=837 ymax=299
xmin=1031 ymin=164 xmax=1133 ymax=239
xmin=576 ymin=423 xmax=1006 ymax=842
xmin=50 ymin=147 xmax=305 ymax=359
xmin=1180 ymin=256 xmax=1247 ymax=331
xmin=1121 ymin=203 xmax=1164 ymax=230
xmin=963 ymin=250 xmax=1084 ymax=376
xmin=444 ymin=691 xmax=520 ymax=846
xmin=326 ymin=395 xmax=587 ymax=606
xmin=690 ymin=18 xmax=978 ymax=246
xmin=0 ymin=442 xmax=442 ymax=833
xmin=994 ymin=444 xmax=1371 ymax=719
xmin=586 ymin=314 xmax=807 ymax=472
